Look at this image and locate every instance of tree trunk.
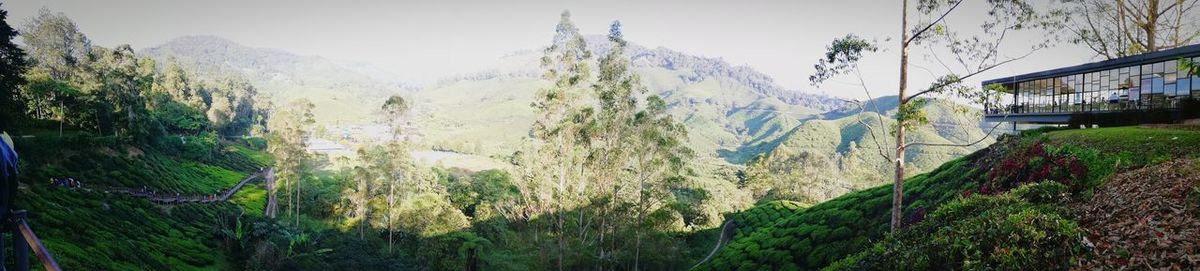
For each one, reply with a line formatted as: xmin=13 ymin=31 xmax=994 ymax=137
xmin=265 ymin=168 xmax=277 ymax=218
xmin=891 ymin=0 xmax=911 ymax=232
xmin=1145 ymin=0 xmax=1159 ymax=52
xmin=556 ymin=133 xmax=566 ymax=271
xmin=58 ymin=100 xmax=64 ymax=137
xmin=295 ymin=171 xmax=301 ymax=226
xmin=388 ymin=173 xmax=396 ymax=253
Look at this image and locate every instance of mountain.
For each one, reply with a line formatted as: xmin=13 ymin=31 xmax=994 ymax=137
xmin=138 ymin=35 xmax=987 ymax=174
xmin=412 ymin=36 xmax=846 ymax=163
xmin=139 ymin=36 xmax=418 ymax=124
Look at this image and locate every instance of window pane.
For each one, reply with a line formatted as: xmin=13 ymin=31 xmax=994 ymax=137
xmin=1193 ymin=74 xmax=1200 ymax=91
xmin=1193 ymin=57 xmax=1200 ymax=91
xmin=1154 ymin=76 xmax=1164 ymax=94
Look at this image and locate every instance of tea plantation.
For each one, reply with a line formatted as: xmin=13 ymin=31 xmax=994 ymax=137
xmin=695 ymin=126 xmax=1200 ymax=270
xmin=10 ymin=133 xmax=267 ymax=270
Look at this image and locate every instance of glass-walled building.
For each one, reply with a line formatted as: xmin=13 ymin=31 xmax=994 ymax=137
xmin=983 ymin=44 xmax=1200 ymax=124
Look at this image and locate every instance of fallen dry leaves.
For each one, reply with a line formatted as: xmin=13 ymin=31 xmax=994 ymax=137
xmin=1075 ymin=159 xmax=1200 ymax=270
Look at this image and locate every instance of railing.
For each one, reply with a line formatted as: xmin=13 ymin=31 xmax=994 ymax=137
xmin=1 ymin=210 xmax=61 ymax=271
xmin=986 ymin=97 xmax=1188 ymax=116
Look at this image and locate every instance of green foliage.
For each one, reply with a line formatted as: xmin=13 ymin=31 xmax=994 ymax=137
xmin=743 ymin=97 xmax=990 ymax=204
xmin=696 ymin=154 xmax=984 ymax=270
xmin=14 ymin=8 xmax=264 ymax=143
xmin=698 ymin=127 xmax=1183 ymax=270
xmin=982 ymin=137 xmax=1092 ymax=194
xmin=151 ymin=98 xmax=208 ymax=134
xmin=895 ymin=98 xmax=929 ymax=132
xmin=0 ymin=3 xmax=28 ymax=131
xmin=11 ymin=131 xmax=267 ymax=270
xmin=725 ymin=200 xmax=807 ymax=238
xmin=829 ymin=182 xmax=1086 ymax=270
xmin=1043 ymin=126 xmax=1200 ymax=169
xmin=446 ymin=169 xmax=519 ymax=218
xmin=809 ymin=34 xmax=878 ymax=86
xmin=1010 ymin=181 xmax=1070 ymax=205
xmin=15 ymin=134 xmax=259 ymax=193
xmin=397 ymin=192 xmax=470 ymax=237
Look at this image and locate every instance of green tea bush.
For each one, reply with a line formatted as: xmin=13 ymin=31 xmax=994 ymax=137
xmin=828 ymin=181 xmax=1086 ymax=271
xmin=695 ymin=154 xmax=985 ymax=270
xmin=726 ymin=200 xmax=806 ymax=237
xmin=1010 ymin=181 xmax=1070 ymax=205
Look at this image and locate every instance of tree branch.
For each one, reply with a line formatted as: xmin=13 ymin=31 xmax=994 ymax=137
xmin=852 ymin=69 xmax=892 ymax=161
xmin=903 ymin=119 xmax=1005 ymax=149
xmin=906 ymin=49 xmax=1035 ymax=101
xmin=906 ymin=0 xmax=965 ymax=46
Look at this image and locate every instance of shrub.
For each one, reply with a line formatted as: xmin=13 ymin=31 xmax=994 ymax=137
xmin=1010 ymin=181 xmax=1070 ymax=205
xmin=984 ymin=139 xmax=1092 ymax=195
xmin=726 ymin=200 xmax=807 ymax=237
xmin=830 ymin=182 xmax=1085 ymax=271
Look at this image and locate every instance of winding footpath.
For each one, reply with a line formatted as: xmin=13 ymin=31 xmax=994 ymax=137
xmin=99 ymin=168 xmax=269 ymax=204
xmin=691 ymin=219 xmax=737 ymax=269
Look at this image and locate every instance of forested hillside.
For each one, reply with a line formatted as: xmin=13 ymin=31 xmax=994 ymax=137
xmin=742 ymin=97 xmax=994 ymax=204
xmin=412 ymin=36 xmax=842 ymax=163
xmin=140 ymin=36 xmax=418 ymax=124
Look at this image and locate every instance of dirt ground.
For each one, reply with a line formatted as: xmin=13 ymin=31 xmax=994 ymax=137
xmin=1075 ymin=159 xmax=1200 ymax=270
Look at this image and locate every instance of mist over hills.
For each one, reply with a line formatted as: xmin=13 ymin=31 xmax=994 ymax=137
xmin=415 ymin=35 xmax=850 ymax=163
xmin=137 ymin=35 xmax=988 ymax=171
xmin=139 ymin=35 xmax=418 ymax=124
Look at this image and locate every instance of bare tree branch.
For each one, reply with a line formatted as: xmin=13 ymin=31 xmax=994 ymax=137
xmin=906 ymin=49 xmax=1036 ymax=100
xmin=903 ymin=119 xmax=1005 ymax=149
xmin=906 ymin=0 xmax=965 ymax=46
xmin=852 ymin=69 xmax=892 ymax=161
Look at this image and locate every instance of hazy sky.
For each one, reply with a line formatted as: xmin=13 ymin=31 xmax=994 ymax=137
xmin=5 ymin=0 xmax=1097 ymax=99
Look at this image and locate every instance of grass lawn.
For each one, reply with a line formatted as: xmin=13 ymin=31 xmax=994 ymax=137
xmin=1044 ymin=126 xmax=1200 ymax=167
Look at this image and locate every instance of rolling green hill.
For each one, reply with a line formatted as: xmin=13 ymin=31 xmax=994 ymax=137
xmin=10 ymin=130 xmax=266 ymax=270
xmin=743 ymin=96 xmax=994 ymax=203
xmin=8 ymin=129 xmax=410 ymax=270
xmin=696 ymin=126 xmax=1200 ymax=270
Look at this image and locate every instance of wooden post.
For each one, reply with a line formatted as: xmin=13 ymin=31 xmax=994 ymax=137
xmin=10 ymin=210 xmax=61 ymax=271
xmin=12 ymin=211 xmax=28 ymax=271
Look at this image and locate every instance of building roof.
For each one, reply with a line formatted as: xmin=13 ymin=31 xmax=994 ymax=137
xmin=982 ymin=43 xmax=1200 ymax=86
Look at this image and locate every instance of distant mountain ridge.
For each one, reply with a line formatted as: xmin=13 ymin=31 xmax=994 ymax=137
xmin=138 ymin=35 xmax=987 ymax=170
xmin=433 ymin=35 xmax=846 ymax=111
xmin=139 ymin=35 xmax=418 ymax=124
xmin=412 ymin=36 xmax=850 ymax=163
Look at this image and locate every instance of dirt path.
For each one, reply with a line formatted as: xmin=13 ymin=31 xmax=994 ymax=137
xmin=691 ymin=219 xmax=737 ymax=269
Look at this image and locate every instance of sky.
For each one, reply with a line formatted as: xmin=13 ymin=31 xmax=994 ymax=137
xmin=4 ymin=0 xmax=1098 ymax=100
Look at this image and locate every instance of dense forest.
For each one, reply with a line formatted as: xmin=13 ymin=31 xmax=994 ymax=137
xmin=0 ymin=0 xmax=1199 ymax=270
